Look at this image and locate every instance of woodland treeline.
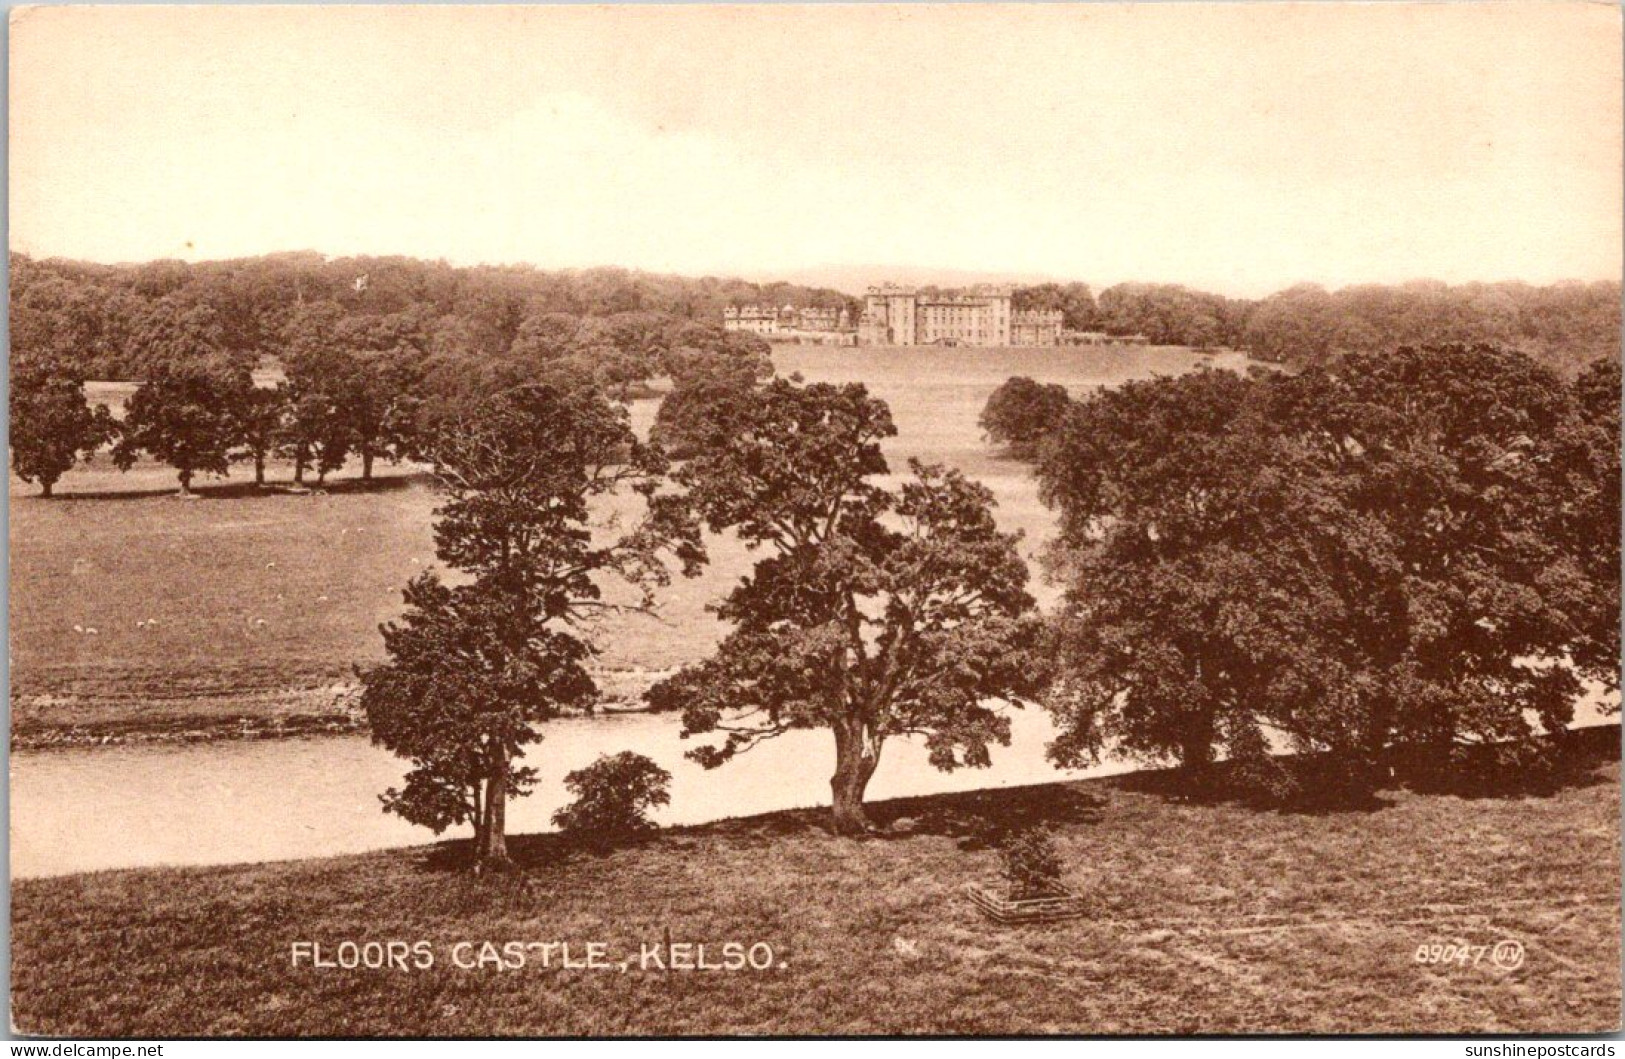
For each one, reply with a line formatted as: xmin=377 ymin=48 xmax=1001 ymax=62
xmin=1018 ymin=278 xmax=1619 ymax=373
xmin=15 ymin=252 xmax=1620 ymax=382
xmin=9 ymin=252 xmax=781 ymax=494
xmin=10 ymin=251 xmax=845 ymax=380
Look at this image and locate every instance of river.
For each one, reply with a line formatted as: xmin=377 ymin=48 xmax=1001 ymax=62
xmin=10 ymin=706 xmax=1127 ymax=878
xmin=13 ymin=687 xmax=1616 ymax=880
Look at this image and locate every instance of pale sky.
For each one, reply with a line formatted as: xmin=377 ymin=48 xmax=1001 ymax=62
xmin=9 ymin=3 xmax=1622 ymax=296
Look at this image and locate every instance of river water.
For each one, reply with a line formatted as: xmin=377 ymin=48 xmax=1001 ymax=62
xmin=13 ymin=694 xmax=1615 ymax=879
xmin=10 ymin=707 xmax=1126 ymax=878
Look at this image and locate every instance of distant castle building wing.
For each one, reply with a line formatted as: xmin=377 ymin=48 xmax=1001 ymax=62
xmin=856 ymin=285 xmax=1074 ymax=347
xmin=725 ymin=286 xmax=1085 ymax=348
xmin=723 ymin=303 xmax=855 ymax=345
xmin=859 ymin=284 xmax=1026 ymax=346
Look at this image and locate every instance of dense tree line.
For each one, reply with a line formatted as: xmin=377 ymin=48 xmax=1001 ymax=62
xmin=1011 ymin=281 xmax=1250 ymax=348
xmin=10 ymin=251 xmax=849 ymax=380
xmin=10 ymin=250 xmax=776 ymax=496
xmin=1241 ymin=280 xmax=1620 ymax=376
xmin=1011 ymin=282 xmax=1100 ymax=331
xmin=14 ymin=250 xmax=1617 ymax=386
xmin=1007 ymin=278 xmax=1619 ymax=372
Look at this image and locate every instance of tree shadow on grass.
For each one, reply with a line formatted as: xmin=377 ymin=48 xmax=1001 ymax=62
xmin=35 ymin=471 xmax=433 ymax=502
xmin=1391 ymin=724 xmax=1619 ymax=801
xmin=416 ymin=782 xmax=1108 ymax=876
xmin=868 ymin=783 xmax=1107 ymax=849
xmin=1109 ymin=758 xmax=1396 ymax=816
xmin=419 ymin=826 xmax=667 ymax=876
xmin=307 ymin=472 xmax=434 ymax=496
xmin=413 ymin=725 xmax=1619 ymax=877
xmin=1109 ymin=722 xmax=1620 ymax=815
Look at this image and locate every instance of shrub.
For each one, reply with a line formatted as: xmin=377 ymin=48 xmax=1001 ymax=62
xmin=999 ymin=824 xmax=1066 ymax=900
xmin=552 ymin=752 xmax=672 ymax=844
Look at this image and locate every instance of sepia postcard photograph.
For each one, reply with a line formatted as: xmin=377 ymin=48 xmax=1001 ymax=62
xmin=5 ymin=1 xmax=1623 ymax=1041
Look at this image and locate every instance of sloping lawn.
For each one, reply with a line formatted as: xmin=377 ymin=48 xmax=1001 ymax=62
xmin=13 ymin=737 xmax=1619 ymax=1037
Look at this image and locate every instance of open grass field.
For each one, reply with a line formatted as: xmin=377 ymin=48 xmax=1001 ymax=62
xmin=10 ymin=345 xmax=1226 ymax=742
xmin=12 ymin=730 xmax=1619 ymax=1036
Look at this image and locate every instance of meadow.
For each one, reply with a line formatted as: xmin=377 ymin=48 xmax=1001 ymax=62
xmin=12 ymin=732 xmax=1618 ymax=1036
xmin=9 ymin=345 xmax=1225 ymax=743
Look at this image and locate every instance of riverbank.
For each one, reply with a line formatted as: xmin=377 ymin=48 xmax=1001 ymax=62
xmin=9 ymin=668 xmax=668 ymax=751
xmin=13 ymin=729 xmax=1620 ymax=1036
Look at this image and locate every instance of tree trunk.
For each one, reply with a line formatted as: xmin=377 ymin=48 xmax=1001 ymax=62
xmin=177 ymin=468 xmax=193 ymax=497
xmin=476 ymin=743 xmax=512 ymax=870
xmin=361 ymin=447 xmax=375 ymax=481
xmin=254 ymin=454 xmax=266 ymax=486
xmin=293 ymin=448 xmax=307 ymax=484
xmin=40 ymin=478 xmax=53 ymax=498
xmin=830 ymin=720 xmax=881 ymax=835
xmin=471 ymin=780 xmax=488 ymax=867
xmin=1180 ymin=706 xmax=1217 ymax=794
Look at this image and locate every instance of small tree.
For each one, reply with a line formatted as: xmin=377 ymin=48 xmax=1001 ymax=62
xmin=648 ymin=377 xmax=1045 ymax=834
xmin=552 ymin=752 xmax=672 ymax=844
xmin=112 ymin=357 xmax=251 ymax=495
xmin=9 ymin=370 xmax=116 ymax=497
xmin=362 ymin=384 xmax=701 ymax=871
xmin=980 ymin=376 xmax=1071 ymax=460
xmin=1000 ymin=825 xmax=1065 ymax=900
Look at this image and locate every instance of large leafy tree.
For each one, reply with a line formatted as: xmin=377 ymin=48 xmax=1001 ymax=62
xmin=330 ymin=311 xmax=428 ymax=479
xmin=9 ymin=369 xmax=116 ymax=497
xmin=647 ymin=378 xmax=1044 ymax=834
xmin=361 ymin=384 xmax=701 ymax=870
xmin=1037 ymin=368 xmax=1305 ymax=787
xmin=111 ymin=357 xmax=253 ymax=495
xmin=1039 ymin=347 xmax=1613 ymax=796
xmin=1263 ymin=346 xmax=1591 ymax=765
xmin=279 ymin=342 xmax=353 ymax=486
xmin=282 ymin=304 xmax=427 ymax=481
